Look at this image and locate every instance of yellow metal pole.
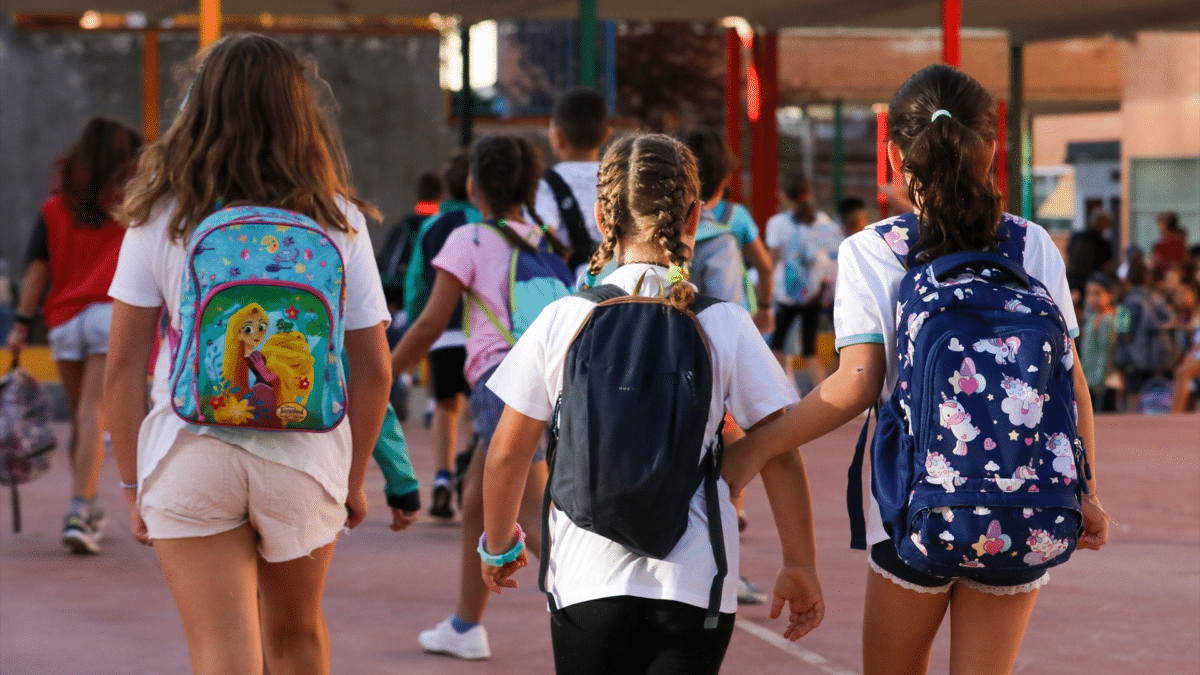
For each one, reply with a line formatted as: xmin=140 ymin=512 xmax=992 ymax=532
xmin=200 ymin=0 xmax=221 ymax=48
xmin=142 ymin=28 xmax=159 ymax=141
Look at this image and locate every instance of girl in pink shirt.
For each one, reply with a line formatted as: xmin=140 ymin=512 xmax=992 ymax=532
xmin=392 ymin=134 xmax=571 ymax=660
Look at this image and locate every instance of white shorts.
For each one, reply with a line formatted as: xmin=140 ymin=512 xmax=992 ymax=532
xmin=140 ymin=431 xmax=346 ymax=562
xmin=47 ymin=302 xmax=113 ymax=361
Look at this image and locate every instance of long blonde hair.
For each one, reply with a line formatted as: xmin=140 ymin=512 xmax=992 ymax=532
xmin=223 ymin=303 xmax=268 ymax=392
xmin=119 ymin=33 xmax=378 ymax=240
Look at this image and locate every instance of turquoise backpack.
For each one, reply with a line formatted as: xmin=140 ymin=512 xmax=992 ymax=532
xmin=169 ymin=206 xmax=347 ymax=431
xmin=464 ymin=221 xmax=574 ymax=345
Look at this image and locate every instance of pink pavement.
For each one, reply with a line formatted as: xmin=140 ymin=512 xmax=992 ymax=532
xmin=2 ymin=409 xmax=1197 ymax=675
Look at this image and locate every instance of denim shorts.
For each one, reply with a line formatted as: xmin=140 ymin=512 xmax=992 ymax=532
xmin=869 ymin=539 xmax=1049 ymax=596
xmin=47 ymin=302 xmax=113 ymax=361
xmin=470 ymin=363 xmax=545 ymax=462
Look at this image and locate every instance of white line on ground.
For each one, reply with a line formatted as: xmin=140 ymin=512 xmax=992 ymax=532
xmin=734 ymin=617 xmax=860 ymax=675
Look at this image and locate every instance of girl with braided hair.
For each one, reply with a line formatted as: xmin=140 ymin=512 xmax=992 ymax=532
xmin=479 ymin=133 xmax=824 ymax=674
xmin=392 ymin=133 xmax=571 ymax=660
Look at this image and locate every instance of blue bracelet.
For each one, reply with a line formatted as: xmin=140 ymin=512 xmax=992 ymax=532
xmin=478 ymin=523 xmax=526 ymax=567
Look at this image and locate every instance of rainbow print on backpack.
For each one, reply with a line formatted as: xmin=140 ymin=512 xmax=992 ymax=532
xmin=169 ymin=206 xmax=347 ymax=432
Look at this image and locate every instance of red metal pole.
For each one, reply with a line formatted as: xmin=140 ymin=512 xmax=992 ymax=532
xmin=942 ymin=0 xmax=961 ymax=67
xmin=750 ymin=31 xmax=779 ymax=235
xmin=876 ymin=108 xmax=889 ymax=219
xmin=996 ymin=99 xmax=1008 ymax=201
xmin=725 ymin=27 xmax=742 ymax=203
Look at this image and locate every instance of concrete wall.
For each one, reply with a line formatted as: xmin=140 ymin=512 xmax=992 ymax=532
xmin=0 ymin=18 xmax=455 ymax=275
xmin=1119 ymin=31 xmax=1200 ymax=250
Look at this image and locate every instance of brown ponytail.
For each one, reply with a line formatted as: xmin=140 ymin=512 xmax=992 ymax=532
xmin=471 ymin=134 xmax=573 ymax=260
xmin=889 ymin=64 xmax=1003 ymax=265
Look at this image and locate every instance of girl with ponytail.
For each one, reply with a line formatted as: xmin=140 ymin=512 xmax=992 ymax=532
xmin=392 ymin=133 xmax=571 ymax=660
xmin=723 ymin=65 xmax=1109 ymax=675
xmin=479 ymin=133 xmax=824 ymax=674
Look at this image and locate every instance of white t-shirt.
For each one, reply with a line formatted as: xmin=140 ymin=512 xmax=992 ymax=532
xmin=107 ymin=201 xmax=390 ymax=502
xmin=764 ymin=209 xmax=838 ymax=305
xmin=833 ymin=213 xmax=1080 ymax=546
xmin=535 ymin=161 xmax=601 ymax=244
xmin=487 ymin=263 xmax=798 ymax=614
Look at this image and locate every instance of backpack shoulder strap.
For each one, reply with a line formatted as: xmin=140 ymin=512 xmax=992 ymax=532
xmin=872 ymin=212 xmax=920 ymax=268
xmin=690 ymin=293 xmax=723 ymax=315
xmin=543 ymin=168 xmax=594 ymax=270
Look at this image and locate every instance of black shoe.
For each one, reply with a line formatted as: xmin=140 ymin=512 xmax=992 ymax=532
xmin=430 ymin=478 xmax=454 ymax=519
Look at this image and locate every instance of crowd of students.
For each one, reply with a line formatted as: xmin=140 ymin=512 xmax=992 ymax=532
xmin=6 ymin=31 xmax=1168 ymax=675
xmin=1070 ymin=211 xmax=1200 ymax=414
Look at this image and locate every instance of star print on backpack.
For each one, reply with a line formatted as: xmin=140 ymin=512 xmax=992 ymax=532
xmin=848 ymin=212 xmax=1092 ymax=579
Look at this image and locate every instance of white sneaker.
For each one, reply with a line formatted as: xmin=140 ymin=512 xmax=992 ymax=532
xmin=737 ymin=575 xmax=769 ymax=605
xmin=418 ymin=618 xmax=491 ymax=660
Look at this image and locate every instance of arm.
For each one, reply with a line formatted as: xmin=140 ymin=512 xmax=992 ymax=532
xmin=743 ymin=239 xmax=776 ymax=332
xmin=103 ymin=301 xmax=160 ymax=546
xmin=344 ymin=321 xmax=392 ymax=528
xmin=391 ymin=268 xmax=464 ymax=376
xmin=1071 ymin=341 xmax=1110 ymax=551
xmin=480 ymin=405 xmax=547 ymax=593
xmin=723 ymin=342 xmax=886 ymax=494
xmin=6 ymin=259 xmax=49 ymax=350
xmin=759 ymin=446 xmax=825 ymax=641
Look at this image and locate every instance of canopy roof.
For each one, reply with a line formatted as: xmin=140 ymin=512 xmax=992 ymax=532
xmin=3 ymin=0 xmax=1198 ymax=42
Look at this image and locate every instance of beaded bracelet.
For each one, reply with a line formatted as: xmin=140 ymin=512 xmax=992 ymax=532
xmin=478 ymin=523 xmax=526 ymax=567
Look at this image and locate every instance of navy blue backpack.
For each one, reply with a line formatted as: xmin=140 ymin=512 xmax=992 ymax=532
xmin=849 ymin=213 xmax=1092 ymax=579
xmin=539 ymin=283 xmax=729 ymax=628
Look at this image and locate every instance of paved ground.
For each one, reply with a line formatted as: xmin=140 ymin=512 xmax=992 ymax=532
xmin=1 ymin=400 xmax=1197 ymax=675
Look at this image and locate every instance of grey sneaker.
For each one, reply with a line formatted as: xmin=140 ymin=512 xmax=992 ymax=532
xmin=62 ymin=506 xmax=106 ymax=555
xmin=418 ymin=617 xmax=490 ymax=660
xmin=737 ymin=575 xmax=768 ymax=605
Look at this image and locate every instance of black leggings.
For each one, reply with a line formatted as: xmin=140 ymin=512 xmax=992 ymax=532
xmin=550 ymin=597 xmax=736 ymax=675
xmin=771 ymin=302 xmax=824 ymax=356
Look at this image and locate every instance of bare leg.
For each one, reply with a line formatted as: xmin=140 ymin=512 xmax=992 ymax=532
xmin=455 ymin=441 xmax=489 ymax=623
xmin=72 ymin=354 xmax=107 ymax=500
xmin=862 ymin=569 xmax=951 ymax=675
xmin=433 ymin=393 xmax=465 ymax=472
xmin=56 ymin=356 xmax=106 ymax=501
xmin=258 ymin=540 xmax=338 ymax=675
xmin=456 ymin=445 xmax=545 ymax=623
xmin=155 ymin=524 xmax=263 ymax=675
xmin=947 ymin=583 xmax=1039 ymax=675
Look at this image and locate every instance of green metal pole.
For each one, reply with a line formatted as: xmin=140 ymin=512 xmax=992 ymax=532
xmin=460 ymin=23 xmax=474 ymax=148
xmin=1022 ymin=113 xmax=1033 ymax=220
xmin=579 ymin=0 xmax=597 ymax=87
xmin=833 ymin=99 xmax=844 ymax=208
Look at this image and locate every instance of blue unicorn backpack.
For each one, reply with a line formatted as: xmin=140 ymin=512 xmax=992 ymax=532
xmin=169 ymin=205 xmax=347 ymax=432
xmin=464 ymin=221 xmax=574 ymax=346
xmin=849 ymin=212 xmax=1092 ymax=579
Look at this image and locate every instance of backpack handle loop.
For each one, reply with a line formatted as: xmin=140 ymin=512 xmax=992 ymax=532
xmin=929 ymin=251 xmax=1030 ymax=289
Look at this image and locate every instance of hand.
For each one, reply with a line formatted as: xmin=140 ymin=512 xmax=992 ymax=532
xmin=1077 ymin=495 xmax=1112 ymax=551
xmin=345 ymin=485 xmax=369 ymax=529
xmin=752 ymin=308 xmax=775 ymax=335
xmin=390 ymin=508 xmax=418 ymax=532
xmin=123 ymin=487 xmax=151 ymax=546
xmin=770 ymin=564 xmax=825 ymax=641
xmin=6 ymin=322 xmax=28 ymax=353
xmin=480 ymin=547 xmax=528 ymax=595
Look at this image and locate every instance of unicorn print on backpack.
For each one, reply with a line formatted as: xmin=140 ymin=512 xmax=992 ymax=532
xmin=1000 ymin=375 xmax=1048 ymax=428
xmin=938 ymin=394 xmax=979 ymax=455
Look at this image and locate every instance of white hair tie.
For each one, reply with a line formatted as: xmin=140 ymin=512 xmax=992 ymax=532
xmin=931 ymin=109 xmax=952 ymax=122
